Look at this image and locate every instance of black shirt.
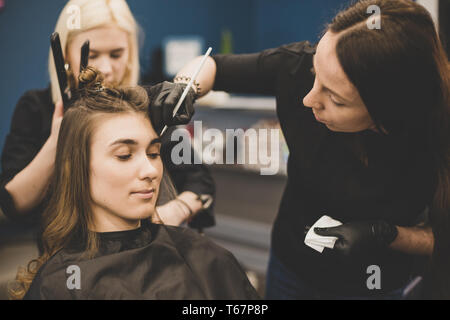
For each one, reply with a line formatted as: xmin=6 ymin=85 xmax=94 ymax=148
xmin=24 ymin=220 xmax=259 ymax=299
xmin=0 ymin=87 xmax=215 ymax=228
xmin=212 ymin=41 xmax=436 ymax=296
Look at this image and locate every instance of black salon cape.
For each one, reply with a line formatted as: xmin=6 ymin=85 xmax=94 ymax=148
xmin=24 ymin=221 xmax=259 ymax=300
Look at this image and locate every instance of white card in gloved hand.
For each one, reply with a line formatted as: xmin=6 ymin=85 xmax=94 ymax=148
xmin=304 ymin=215 xmax=343 ymax=253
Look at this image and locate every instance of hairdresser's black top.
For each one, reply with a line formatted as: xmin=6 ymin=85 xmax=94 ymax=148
xmin=24 ymin=220 xmax=259 ymax=299
xmin=0 ymin=87 xmax=215 ymax=228
xmin=212 ymin=41 xmax=437 ymax=296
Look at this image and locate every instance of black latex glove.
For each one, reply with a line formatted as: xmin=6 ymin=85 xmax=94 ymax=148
xmin=147 ymin=81 xmax=196 ymax=134
xmin=314 ymin=220 xmax=398 ymax=257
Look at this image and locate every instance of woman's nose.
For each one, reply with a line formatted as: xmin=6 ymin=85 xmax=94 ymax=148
xmin=303 ymin=91 xmax=313 ymax=109
xmin=93 ymin=57 xmax=113 ymax=79
xmin=303 ymin=87 xmax=324 ymax=111
xmin=138 ymin=156 xmax=160 ymax=181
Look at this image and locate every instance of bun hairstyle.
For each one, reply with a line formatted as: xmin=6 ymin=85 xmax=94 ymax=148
xmin=69 ymin=66 xmax=149 ymax=114
xmin=77 ymin=65 xmax=106 ymax=91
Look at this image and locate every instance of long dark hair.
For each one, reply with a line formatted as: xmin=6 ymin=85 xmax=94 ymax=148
xmin=328 ymin=0 xmax=449 ymax=298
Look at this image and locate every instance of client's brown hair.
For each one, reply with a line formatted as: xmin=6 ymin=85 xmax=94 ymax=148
xmin=9 ymin=67 xmax=152 ymax=299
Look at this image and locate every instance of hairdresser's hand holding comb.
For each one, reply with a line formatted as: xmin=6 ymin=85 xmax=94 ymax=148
xmin=147 ymin=81 xmax=196 ymax=134
xmin=314 ymin=220 xmax=398 ymax=258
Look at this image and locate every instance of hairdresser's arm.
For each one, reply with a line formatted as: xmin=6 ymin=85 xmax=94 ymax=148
xmin=174 ymin=56 xmax=216 ymax=98
xmin=175 ymin=47 xmax=287 ymax=97
xmin=315 ymin=219 xmax=435 ymax=257
xmin=389 ymin=225 xmax=434 ymax=255
xmin=4 ymin=101 xmax=63 ymax=215
xmin=155 ymin=191 xmax=203 ymax=226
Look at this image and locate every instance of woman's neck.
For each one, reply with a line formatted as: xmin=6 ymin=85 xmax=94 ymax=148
xmin=89 ymin=213 xmax=142 ymax=233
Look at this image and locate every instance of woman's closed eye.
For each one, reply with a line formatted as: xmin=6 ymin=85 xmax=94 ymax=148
xmin=116 ymin=153 xmax=160 ymax=161
xmin=147 ymin=143 xmax=161 ymax=159
xmin=117 ymin=154 xmax=132 ymax=161
xmin=111 ymin=53 xmax=123 ymax=59
xmin=147 ymin=152 xmax=160 ymax=159
xmin=114 ymin=142 xmax=161 ymax=161
xmin=331 ymin=99 xmax=345 ymax=107
xmin=330 ymin=94 xmax=345 ymax=106
xmin=88 ymin=52 xmax=122 ymax=60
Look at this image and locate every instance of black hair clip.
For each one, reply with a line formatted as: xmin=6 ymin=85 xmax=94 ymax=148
xmin=50 ymin=32 xmax=71 ymax=109
xmin=51 ymin=33 xmax=91 ymax=110
xmin=80 ymin=40 xmax=90 ymax=72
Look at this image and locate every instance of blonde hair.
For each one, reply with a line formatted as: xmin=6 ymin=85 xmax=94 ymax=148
xmin=49 ymin=0 xmax=140 ymax=103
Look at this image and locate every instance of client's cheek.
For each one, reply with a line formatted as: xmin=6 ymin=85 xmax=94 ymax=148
xmin=92 ymin=171 xmax=128 ymax=201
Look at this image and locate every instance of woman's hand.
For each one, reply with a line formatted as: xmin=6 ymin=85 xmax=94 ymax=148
xmin=314 ymin=220 xmax=398 ymax=257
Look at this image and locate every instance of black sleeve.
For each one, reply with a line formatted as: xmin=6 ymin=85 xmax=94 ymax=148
xmin=0 ymin=90 xmax=51 ymax=222
xmin=212 ymin=41 xmax=315 ymax=96
xmin=160 ymin=127 xmax=216 ymax=229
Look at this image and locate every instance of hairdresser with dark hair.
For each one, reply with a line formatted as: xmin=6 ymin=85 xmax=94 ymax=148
xmin=153 ymin=0 xmax=450 ymax=299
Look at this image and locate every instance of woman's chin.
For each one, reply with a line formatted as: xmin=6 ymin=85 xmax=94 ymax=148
xmin=136 ymin=208 xmax=156 ymax=220
xmin=124 ymin=205 xmax=156 ymax=221
xmin=325 ymin=123 xmax=368 ymax=133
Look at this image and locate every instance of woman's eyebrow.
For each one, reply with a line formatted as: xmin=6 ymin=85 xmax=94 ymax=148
xmin=109 ymin=137 xmax=161 ymax=147
xmin=149 ymin=138 xmax=161 ymax=146
xmin=90 ymin=48 xmax=125 ymax=54
xmin=109 ymin=138 xmax=137 ymax=147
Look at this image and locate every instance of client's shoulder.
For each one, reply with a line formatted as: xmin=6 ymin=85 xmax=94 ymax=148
xmin=153 ymin=223 xmax=260 ymax=300
xmin=154 ymin=223 xmax=234 ymax=260
xmin=24 ymin=249 xmax=83 ymax=299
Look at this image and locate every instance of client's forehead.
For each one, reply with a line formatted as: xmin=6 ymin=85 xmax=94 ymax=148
xmin=71 ymin=25 xmax=129 ymax=53
xmin=91 ymin=113 xmax=156 ymax=148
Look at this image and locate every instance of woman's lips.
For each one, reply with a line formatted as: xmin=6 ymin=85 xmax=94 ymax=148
xmin=131 ymin=189 xmax=155 ymax=199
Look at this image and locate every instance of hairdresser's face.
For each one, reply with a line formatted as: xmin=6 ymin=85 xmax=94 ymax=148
xmin=303 ymin=31 xmax=376 ymax=132
xmin=89 ymin=113 xmax=162 ymax=232
xmin=67 ymin=25 xmax=129 ymax=85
